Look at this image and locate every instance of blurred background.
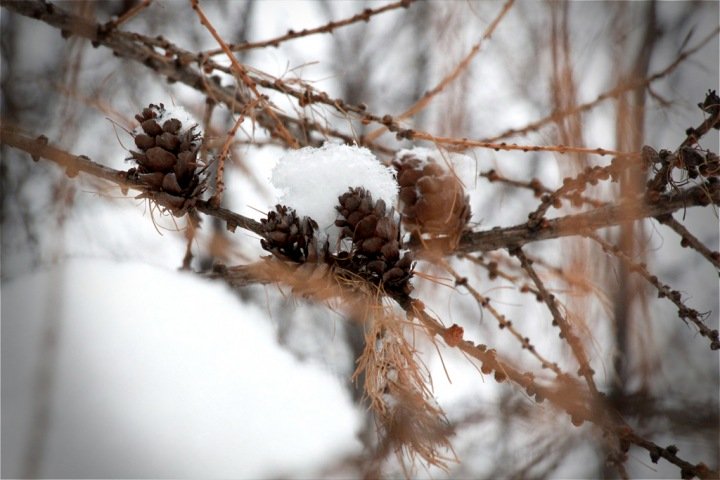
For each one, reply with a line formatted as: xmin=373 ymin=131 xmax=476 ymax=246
xmin=1 ymin=1 xmax=718 ymax=478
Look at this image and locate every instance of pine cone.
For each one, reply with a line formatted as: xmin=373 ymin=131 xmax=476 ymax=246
xmin=129 ymin=104 xmax=203 ymax=198
xmin=393 ymin=153 xmax=471 ymax=243
xmin=260 ymin=204 xmax=319 ymax=263
xmin=336 ymin=187 xmax=414 ymax=294
xmin=699 ymin=152 xmax=719 ymax=178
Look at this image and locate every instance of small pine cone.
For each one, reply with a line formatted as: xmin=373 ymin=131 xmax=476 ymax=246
xmin=336 ymin=188 xmax=394 ymax=251
xmin=335 ymin=187 xmax=414 ymax=294
xmin=260 ymin=205 xmax=319 ymax=263
xmin=699 ymin=89 xmax=720 ymax=119
xmin=699 ymin=152 xmax=719 ymax=178
xmin=129 ymin=104 xmax=203 ymax=198
xmin=679 ymin=147 xmax=705 ymax=169
xmin=393 ymin=153 xmax=471 ymax=243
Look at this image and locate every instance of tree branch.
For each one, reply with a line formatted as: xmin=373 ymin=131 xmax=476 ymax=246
xmin=447 ymin=185 xmax=719 ymax=253
xmin=0 ymin=126 xmax=264 ymax=236
xmin=2 ymin=126 xmax=717 ymax=256
xmin=0 ymin=0 xmax=362 ymax=150
xmin=201 ymin=0 xmax=416 ymax=56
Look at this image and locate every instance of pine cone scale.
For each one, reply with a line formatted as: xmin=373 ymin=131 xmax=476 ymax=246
xmin=141 ymin=119 xmax=163 ymax=136
xmin=134 ymin=134 xmax=155 ymax=150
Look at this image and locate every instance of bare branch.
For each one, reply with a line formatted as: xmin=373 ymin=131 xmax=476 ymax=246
xmin=0 ymin=126 xmax=264 ymax=237
xmin=4 ymin=126 xmax=716 ymax=257
xmin=202 ymin=0 xmax=416 ymax=56
xmin=444 ymin=184 xmax=719 ymax=254
xmin=190 ymin=0 xmax=300 ymax=148
xmin=588 ymin=231 xmax=719 ymax=350
xmin=481 ymin=26 xmax=720 ymax=143
xmin=364 ymin=0 xmax=515 ymax=142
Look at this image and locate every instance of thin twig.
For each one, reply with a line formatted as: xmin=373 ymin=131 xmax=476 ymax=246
xmin=189 ymin=0 xmax=299 ymax=148
xmin=364 ymin=0 xmax=514 ymax=143
xmin=182 ymin=211 xmax=200 ymax=270
xmin=210 ymin=107 xmax=251 ymax=207
xmin=101 ymin=0 xmax=152 ymax=32
xmin=655 ymin=214 xmax=720 ymax=269
xmin=526 ymin=162 xmax=633 ymax=230
xmin=410 ymin=130 xmax=628 ymax=157
xmin=200 ymin=98 xmax=216 ymax=167
xmin=509 ymin=247 xmax=600 ymax=395
xmin=202 ymin=0 xmax=416 ymax=56
xmin=587 ymin=231 xmax=719 ymax=350
xmin=440 ymin=258 xmax=565 ymax=376
xmin=481 ymin=168 xmax=607 ymax=208
xmin=481 ymin=26 xmax=720 ymax=143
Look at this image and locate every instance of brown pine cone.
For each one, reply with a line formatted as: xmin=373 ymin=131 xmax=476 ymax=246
xmin=699 ymin=152 xmax=719 ymax=178
xmin=393 ymin=153 xmax=471 ymax=244
xmin=261 ymin=205 xmax=319 ymax=263
xmin=129 ymin=104 xmax=203 ymax=198
xmin=335 ymin=187 xmax=414 ymax=294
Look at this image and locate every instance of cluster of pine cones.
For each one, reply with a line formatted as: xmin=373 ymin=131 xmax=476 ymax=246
xmin=393 ymin=152 xmax=471 ymax=245
xmin=128 ymin=104 xmax=203 ymax=203
xmin=260 ymin=151 xmax=472 ymax=295
xmin=260 ymin=188 xmax=415 ymax=295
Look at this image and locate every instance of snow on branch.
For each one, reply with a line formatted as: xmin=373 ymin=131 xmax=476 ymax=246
xmin=3 ymin=126 xmax=716 ymax=257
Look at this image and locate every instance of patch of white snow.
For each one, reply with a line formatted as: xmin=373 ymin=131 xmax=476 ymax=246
xmin=271 ymin=143 xmax=398 ymax=247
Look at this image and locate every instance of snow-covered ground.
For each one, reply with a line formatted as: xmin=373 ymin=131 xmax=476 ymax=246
xmin=2 ymin=259 xmax=362 ymax=478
